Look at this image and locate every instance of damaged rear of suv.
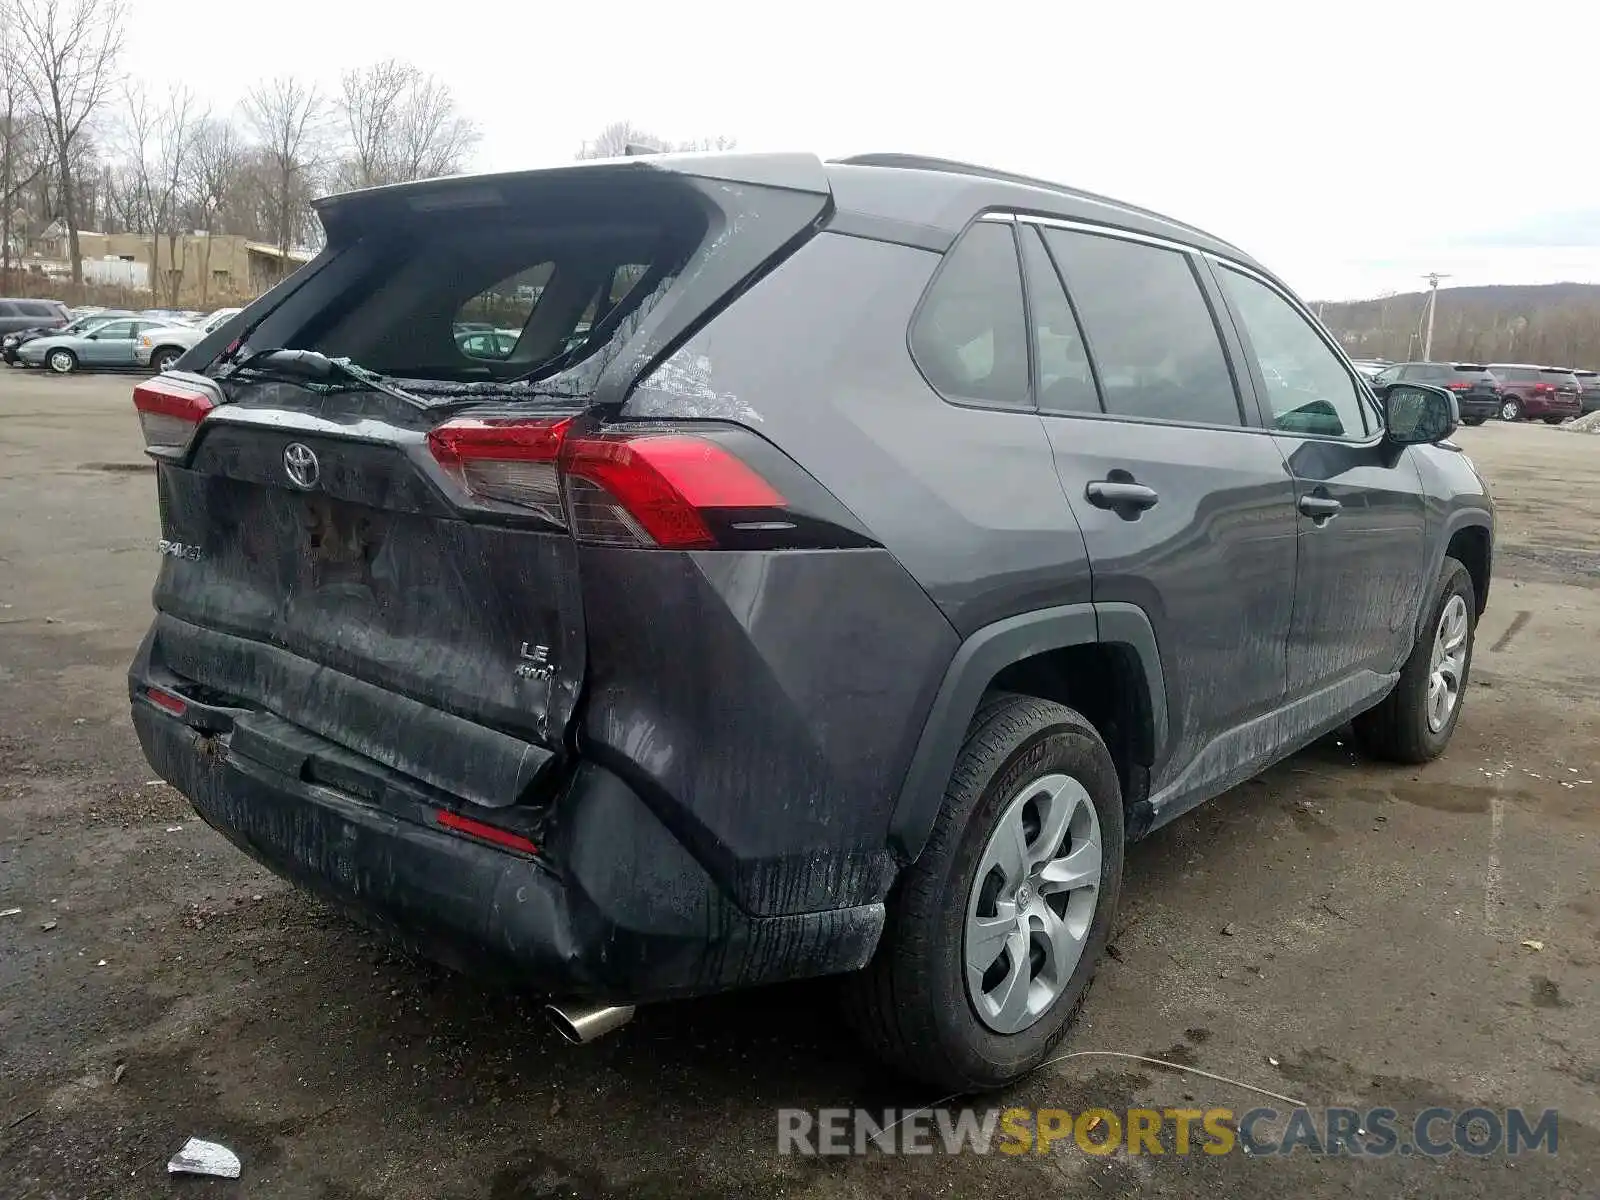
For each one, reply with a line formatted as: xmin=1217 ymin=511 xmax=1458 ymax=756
xmin=132 ymin=151 xmax=1492 ymax=1093
xmin=130 ymin=155 xmax=908 ymax=1007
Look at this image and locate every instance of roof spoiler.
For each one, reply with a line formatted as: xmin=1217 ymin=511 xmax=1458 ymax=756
xmin=312 ymin=153 xmax=832 ymax=245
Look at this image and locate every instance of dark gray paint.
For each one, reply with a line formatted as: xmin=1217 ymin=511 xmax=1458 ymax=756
xmin=128 ymin=151 xmax=1499 ymax=1003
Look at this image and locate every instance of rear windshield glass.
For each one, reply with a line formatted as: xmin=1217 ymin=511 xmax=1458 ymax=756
xmin=1492 ymin=366 xmax=1540 ymax=382
xmin=1453 ymin=369 xmax=1493 ymax=382
xmin=1539 ymin=370 xmax=1578 ymax=385
xmin=297 ymin=197 xmax=707 ymax=385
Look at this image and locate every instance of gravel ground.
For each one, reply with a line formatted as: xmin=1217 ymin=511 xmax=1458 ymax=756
xmin=2 ymin=372 xmax=1596 ymax=1198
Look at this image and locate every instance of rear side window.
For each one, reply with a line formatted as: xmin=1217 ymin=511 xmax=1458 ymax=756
xmin=1041 ymin=228 xmax=1240 ymax=426
xmin=20 ymin=302 xmax=56 ymax=318
xmin=1217 ymin=265 xmax=1369 ymax=437
xmin=0 ymin=303 xmax=16 ymax=317
xmin=910 ymin=221 xmax=1030 ymax=408
xmin=1018 ymin=226 xmax=1098 ymax=414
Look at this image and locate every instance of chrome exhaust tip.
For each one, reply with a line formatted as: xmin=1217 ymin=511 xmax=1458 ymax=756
xmin=544 ymin=1002 xmax=636 ymax=1044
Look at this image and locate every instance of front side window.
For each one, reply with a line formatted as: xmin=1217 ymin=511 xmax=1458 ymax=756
xmin=1217 ymin=266 xmax=1370 ymax=438
xmin=910 ymin=221 xmax=1030 ymax=409
xmin=1042 ymin=228 xmax=1240 ymax=426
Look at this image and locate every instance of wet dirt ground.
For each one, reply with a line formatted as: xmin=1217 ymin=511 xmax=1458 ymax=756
xmin=2 ymin=372 xmax=1596 ymax=1198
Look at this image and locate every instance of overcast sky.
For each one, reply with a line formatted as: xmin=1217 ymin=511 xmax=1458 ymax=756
xmin=122 ymin=0 xmax=1598 ymax=301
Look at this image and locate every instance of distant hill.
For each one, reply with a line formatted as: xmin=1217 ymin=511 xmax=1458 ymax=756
xmin=1316 ymin=283 xmax=1600 ymax=367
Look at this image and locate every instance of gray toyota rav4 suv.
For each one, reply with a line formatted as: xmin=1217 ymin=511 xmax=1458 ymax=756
xmin=128 ymin=152 xmax=1494 ymax=1092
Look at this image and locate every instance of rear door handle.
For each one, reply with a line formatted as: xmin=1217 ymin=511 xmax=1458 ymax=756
xmin=1298 ymin=494 xmax=1342 ymax=522
xmin=1085 ymin=480 xmax=1160 ymax=513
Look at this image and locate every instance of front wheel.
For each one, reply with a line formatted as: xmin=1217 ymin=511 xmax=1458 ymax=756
xmin=1354 ymin=559 xmax=1476 ymax=764
xmin=47 ymin=348 xmax=77 ymax=375
xmin=1461 ymin=417 xmax=1486 ymax=427
xmin=842 ymin=694 xmax=1124 ymax=1092
xmin=1499 ymin=398 xmax=1523 ymax=421
xmin=151 ymin=347 xmax=181 ymax=372
xmin=1543 ymin=416 xmax=1566 ymax=426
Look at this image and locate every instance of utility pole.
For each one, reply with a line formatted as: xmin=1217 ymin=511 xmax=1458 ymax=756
xmin=1422 ymin=272 xmax=1451 ymax=360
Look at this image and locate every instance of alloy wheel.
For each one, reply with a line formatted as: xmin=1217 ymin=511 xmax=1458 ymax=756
xmin=965 ymin=772 xmax=1101 ymax=1034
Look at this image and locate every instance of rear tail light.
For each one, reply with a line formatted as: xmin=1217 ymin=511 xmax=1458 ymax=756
xmin=133 ymin=377 xmax=215 ymax=455
xmin=426 ymin=417 xmax=789 ymax=549
xmin=1535 ymin=383 xmax=1555 ymax=395
xmin=560 ymin=433 xmax=784 ymax=548
xmin=426 ymin=417 xmax=571 ymax=526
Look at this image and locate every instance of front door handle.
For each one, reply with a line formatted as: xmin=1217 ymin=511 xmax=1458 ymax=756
xmin=1298 ymin=494 xmax=1342 ymax=522
xmin=1085 ymin=480 xmax=1160 ymax=514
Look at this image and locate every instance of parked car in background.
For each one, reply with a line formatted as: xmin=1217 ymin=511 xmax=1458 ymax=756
xmin=128 ymin=150 xmax=1494 ymax=1092
xmin=1350 ymin=358 xmax=1390 ymax=380
xmin=17 ymin=316 xmax=180 ymax=374
xmin=1486 ymin=364 xmax=1582 ymax=423
xmin=1574 ymin=369 xmax=1600 ymax=413
xmin=3 ymin=309 xmax=134 ymax=365
xmin=1370 ymin=362 xmax=1500 ymax=425
xmin=0 ymin=298 xmax=70 ymax=337
xmin=133 ymin=307 xmax=244 ymax=371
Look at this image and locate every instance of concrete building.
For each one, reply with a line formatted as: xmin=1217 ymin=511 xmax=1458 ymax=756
xmin=26 ymin=224 xmax=314 ymax=303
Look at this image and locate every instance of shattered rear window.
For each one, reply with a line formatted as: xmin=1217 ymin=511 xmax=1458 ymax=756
xmin=294 ymin=209 xmax=704 ymax=388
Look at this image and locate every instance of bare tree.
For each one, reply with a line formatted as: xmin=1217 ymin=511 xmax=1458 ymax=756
xmin=242 ymin=75 xmax=326 ymax=277
xmin=183 ymin=115 xmax=243 ymax=303
xmin=336 ymin=59 xmax=478 ymax=190
xmin=11 ymin=0 xmax=125 ymax=284
xmin=2 ymin=19 xmax=54 ymax=291
xmin=575 ymin=121 xmax=735 ymax=160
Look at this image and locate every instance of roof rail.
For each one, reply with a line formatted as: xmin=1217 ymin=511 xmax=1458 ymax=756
xmin=831 ymin=152 xmax=1239 ymax=250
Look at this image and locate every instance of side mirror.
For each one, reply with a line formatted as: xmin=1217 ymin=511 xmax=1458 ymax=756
xmin=1381 ymin=383 xmax=1458 ymax=445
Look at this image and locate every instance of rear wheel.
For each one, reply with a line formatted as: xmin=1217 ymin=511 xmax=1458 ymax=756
xmin=1543 ymin=416 xmax=1565 ymax=426
xmin=1354 ymin=559 xmax=1475 ymax=764
xmin=843 ymin=693 xmax=1124 ymax=1092
xmin=47 ymin=348 xmax=77 ymax=375
xmin=1499 ymin=397 xmax=1523 ymax=421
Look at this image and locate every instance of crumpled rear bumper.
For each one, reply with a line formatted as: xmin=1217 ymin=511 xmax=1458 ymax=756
xmin=130 ymin=639 xmax=883 ymax=1002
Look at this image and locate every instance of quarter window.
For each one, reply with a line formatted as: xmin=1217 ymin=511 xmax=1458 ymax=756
xmin=1216 ymin=266 xmax=1370 ymax=438
xmin=910 ymin=221 xmax=1030 ymax=409
xmin=1042 ymin=228 xmax=1241 ymax=426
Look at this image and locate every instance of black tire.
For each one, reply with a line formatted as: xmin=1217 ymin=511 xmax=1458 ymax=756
xmin=842 ymin=693 xmax=1124 ymax=1093
xmin=1353 ymin=559 xmax=1475 ymax=764
xmin=1499 ymin=397 xmax=1522 ymax=421
xmin=1461 ymin=417 xmax=1486 ymax=426
xmin=1543 ymin=416 xmax=1565 ymax=426
xmin=151 ymin=346 xmax=182 ymax=372
xmin=46 ymin=348 xmax=77 ymax=375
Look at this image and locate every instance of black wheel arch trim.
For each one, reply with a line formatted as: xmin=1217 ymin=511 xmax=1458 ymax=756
xmin=887 ymin=602 xmax=1168 ymax=863
xmin=1421 ymin=509 xmax=1494 ymax=633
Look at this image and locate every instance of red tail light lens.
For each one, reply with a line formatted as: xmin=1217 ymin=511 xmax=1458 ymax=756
xmin=133 ymin=378 xmax=215 ymax=455
xmin=560 ymin=433 xmax=785 ymax=549
xmin=426 ymin=417 xmax=788 ymax=549
xmin=426 ymin=417 xmax=571 ymax=525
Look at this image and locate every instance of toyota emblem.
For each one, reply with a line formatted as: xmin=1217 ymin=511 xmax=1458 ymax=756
xmin=283 ymin=442 xmax=320 ymax=489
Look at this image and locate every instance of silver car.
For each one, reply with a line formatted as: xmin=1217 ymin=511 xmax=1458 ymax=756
xmin=20 ymin=317 xmax=184 ymax=374
xmin=133 ymin=307 xmax=243 ymax=371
